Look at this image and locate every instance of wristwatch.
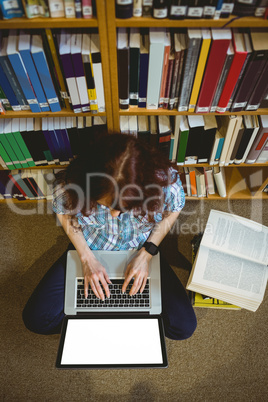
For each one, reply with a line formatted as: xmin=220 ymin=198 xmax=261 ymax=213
xmin=142 ymin=241 xmax=159 ymax=256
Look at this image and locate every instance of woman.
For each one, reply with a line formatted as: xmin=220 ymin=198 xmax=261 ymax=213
xmin=23 ymin=133 xmax=197 ymax=340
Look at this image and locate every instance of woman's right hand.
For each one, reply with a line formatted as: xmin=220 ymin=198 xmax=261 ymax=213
xmin=81 ymin=253 xmax=112 ymax=301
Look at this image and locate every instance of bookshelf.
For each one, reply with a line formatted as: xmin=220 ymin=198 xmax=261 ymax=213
xmin=0 ymin=0 xmax=113 ymax=133
xmin=0 ymin=1 xmax=268 ymax=202
xmin=106 ymin=1 xmax=268 ymax=201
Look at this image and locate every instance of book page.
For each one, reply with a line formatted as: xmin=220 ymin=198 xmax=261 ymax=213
xmin=202 ymin=210 xmax=268 ymax=265
xmin=191 ymin=246 xmax=268 ymax=299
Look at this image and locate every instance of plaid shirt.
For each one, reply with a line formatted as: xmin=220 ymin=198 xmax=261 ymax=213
xmin=53 ymin=173 xmax=185 ymax=251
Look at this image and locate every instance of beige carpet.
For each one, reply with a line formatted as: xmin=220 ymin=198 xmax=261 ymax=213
xmin=0 ymin=198 xmax=267 ymax=401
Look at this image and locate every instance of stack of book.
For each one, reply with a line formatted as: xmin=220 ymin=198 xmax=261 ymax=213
xmin=0 ymin=0 xmax=95 ymax=19
xmin=0 ymin=116 xmax=107 ymax=170
xmin=120 ymin=114 xmax=268 ymax=165
xmin=0 ymin=168 xmax=58 ymax=200
xmin=115 ymin=1 xmax=268 ymax=20
xmin=187 ymin=209 xmax=268 ymax=312
xmin=117 ymin=27 xmax=268 ymax=113
xmin=0 ymin=29 xmax=105 ymax=114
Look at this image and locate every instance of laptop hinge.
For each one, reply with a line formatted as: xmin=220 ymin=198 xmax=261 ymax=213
xmin=76 ymin=311 xmax=150 ymax=317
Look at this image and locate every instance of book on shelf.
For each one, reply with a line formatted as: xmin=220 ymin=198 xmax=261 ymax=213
xmin=129 ymin=28 xmax=140 ymax=107
xmin=90 ymin=33 xmax=105 ymax=113
xmin=128 ymin=115 xmax=138 ymax=137
xmin=256 ymin=139 xmax=268 ymax=163
xmin=64 ymin=0 xmax=76 ymax=18
xmin=184 ymin=115 xmax=205 ymax=165
xmin=213 ymin=165 xmax=226 ymax=197
xmin=146 ymin=28 xmax=166 ymax=109
xmin=234 ymin=115 xmax=259 ymax=164
xmin=82 ymin=0 xmax=92 ymax=18
xmin=117 ymin=28 xmax=129 ymax=111
xmin=0 ymin=35 xmax=30 ymax=111
xmin=170 ymin=114 xmax=181 ymax=162
xmin=231 ymin=30 xmax=268 ymax=113
xmin=173 ymin=31 xmax=187 ymax=110
xmin=216 ymin=30 xmax=249 ymax=114
xmin=186 ymin=209 xmax=268 ymax=311
xmin=199 ymin=115 xmax=218 ymax=164
xmin=158 ymin=30 xmax=171 ymax=109
xmin=70 ymin=32 xmax=90 ymax=113
xmin=133 ymin=0 xmax=142 ymax=17
xmin=137 ymin=115 xmax=150 ymax=144
xmin=178 ymin=28 xmax=202 ymax=112
xmin=246 ymin=115 xmax=268 ymax=163
xmin=245 ymin=59 xmax=268 ymax=111
xmin=210 ymin=42 xmax=234 ymax=113
xmin=176 ymin=115 xmax=189 ymax=165
xmin=196 ymin=29 xmax=232 ymax=113
xmin=138 ymin=31 xmax=149 ymax=109
xmin=31 ymin=34 xmax=62 ymax=113
xmin=81 ymin=32 xmax=98 ymax=113
xmin=22 ymin=0 xmax=43 ymax=19
xmin=7 ymin=31 xmax=41 ymax=113
xmin=188 ymin=29 xmax=211 ymax=113
xmin=0 ymin=0 xmax=25 ymax=19
xmin=163 ymin=38 xmax=175 ymax=109
xmin=48 ymin=0 xmax=65 ymax=17
xmin=115 ymin=0 xmax=133 ymax=19
xmin=18 ymin=31 xmax=50 ymax=113
xmin=58 ymin=30 xmax=82 ymax=113
xmin=0 ymin=62 xmax=20 ymax=112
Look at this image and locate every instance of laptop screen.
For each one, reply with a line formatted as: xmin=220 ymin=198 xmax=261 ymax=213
xmin=56 ymin=315 xmax=168 ymax=369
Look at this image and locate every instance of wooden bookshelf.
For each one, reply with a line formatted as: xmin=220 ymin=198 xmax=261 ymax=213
xmin=0 ymin=1 xmax=268 ymax=202
xmin=0 ymin=17 xmax=98 ymax=29
xmin=0 ymin=0 xmax=114 ymax=133
xmin=115 ymin=16 xmax=268 ymax=29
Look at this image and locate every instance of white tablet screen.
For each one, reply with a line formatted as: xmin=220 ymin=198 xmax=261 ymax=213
xmin=60 ymin=318 xmax=164 ymax=366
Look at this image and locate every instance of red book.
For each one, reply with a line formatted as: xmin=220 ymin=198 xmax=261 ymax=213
xmin=216 ymin=31 xmax=248 ymax=113
xmin=196 ymin=29 xmax=232 ymax=113
xmin=158 ymin=32 xmax=171 ymax=108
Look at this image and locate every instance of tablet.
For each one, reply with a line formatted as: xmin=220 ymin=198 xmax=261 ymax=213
xmin=56 ymin=315 xmax=168 ymax=369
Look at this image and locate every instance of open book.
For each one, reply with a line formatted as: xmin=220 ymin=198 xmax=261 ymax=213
xmin=186 ymin=210 xmax=268 ymax=311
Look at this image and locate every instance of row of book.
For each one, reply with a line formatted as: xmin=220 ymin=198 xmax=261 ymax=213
xmin=0 ymin=116 xmax=107 ymax=170
xmin=116 ymin=0 xmax=268 ymax=20
xmin=117 ymin=27 xmax=268 ymax=113
xmin=0 ymin=0 xmax=95 ymax=19
xmin=119 ymin=114 xmax=268 ymax=165
xmin=0 ymin=168 xmax=58 ymax=200
xmin=179 ymin=165 xmax=227 ymax=198
xmin=0 ymin=29 xmax=105 ymax=114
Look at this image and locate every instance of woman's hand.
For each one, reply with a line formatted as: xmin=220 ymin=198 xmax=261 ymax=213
xmin=81 ymin=252 xmax=112 ymax=300
xmin=122 ymin=248 xmax=152 ymax=296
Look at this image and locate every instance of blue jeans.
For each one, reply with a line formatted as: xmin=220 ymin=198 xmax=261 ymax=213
xmin=23 ymin=245 xmax=197 ymax=340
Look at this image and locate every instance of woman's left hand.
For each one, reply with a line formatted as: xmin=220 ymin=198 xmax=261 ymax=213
xmin=122 ymin=248 xmax=152 ymax=295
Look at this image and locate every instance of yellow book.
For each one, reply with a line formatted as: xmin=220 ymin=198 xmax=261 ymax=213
xmin=188 ymin=29 xmax=211 ymax=113
xmin=45 ymin=29 xmax=71 ymax=110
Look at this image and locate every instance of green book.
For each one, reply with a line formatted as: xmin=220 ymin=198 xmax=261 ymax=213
xmin=177 ymin=116 xmax=189 ymax=165
xmin=15 ymin=119 xmax=35 ymax=167
xmin=0 ymin=141 xmax=15 ymax=170
xmin=0 ymin=120 xmax=21 ymax=169
xmin=11 ymin=120 xmax=29 ymax=168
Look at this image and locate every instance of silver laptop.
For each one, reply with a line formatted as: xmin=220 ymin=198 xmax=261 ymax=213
xmin=65 ymin=250 xmax=162 ymax=315
xmin=56 ymin=250 xmax=167 ymax=369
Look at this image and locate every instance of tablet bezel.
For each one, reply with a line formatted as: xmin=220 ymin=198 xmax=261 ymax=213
xmin=56 ymin=315 xmax=168 ymax=369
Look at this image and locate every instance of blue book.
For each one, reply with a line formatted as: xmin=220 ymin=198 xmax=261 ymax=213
xmin=0 ymin=35 xmax=30 ymax=111
xmin=138 ymin=33 xmax=149 ymax=109
xmin=215 ymin=138 xmax=225 ymax=161
xmin=31 ymin=35 xmax=61 ymax=113
xmin=0 ymin=63 xmax=20 ymax=110
xmin=48 ymin=118 xmax=62 ymax=163
xmin=53 ymin=117 xmax=69 ymax=164
xmin=42 ymin=118 xmax=58 ymax=164
xmin=0 ymin=0 xmax=24 ymax=19
xmin=60 ymin=117 xmax=73 ymax=161
xmin=7 ymin=31 xmax=40 ymax=113
xmin=19 ymin=32 xmax=50 ymax=112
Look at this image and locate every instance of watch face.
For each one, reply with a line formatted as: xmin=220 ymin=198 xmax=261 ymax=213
xmin=145 ymin=242 xmax=158 ymax=255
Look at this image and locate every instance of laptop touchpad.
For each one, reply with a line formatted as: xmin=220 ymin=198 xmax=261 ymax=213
xmin=96 ymin=252 xmax=128 ymax=275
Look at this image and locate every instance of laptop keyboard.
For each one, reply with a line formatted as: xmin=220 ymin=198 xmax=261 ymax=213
xmin=76 ymin=278 xmax=150 ymax=309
